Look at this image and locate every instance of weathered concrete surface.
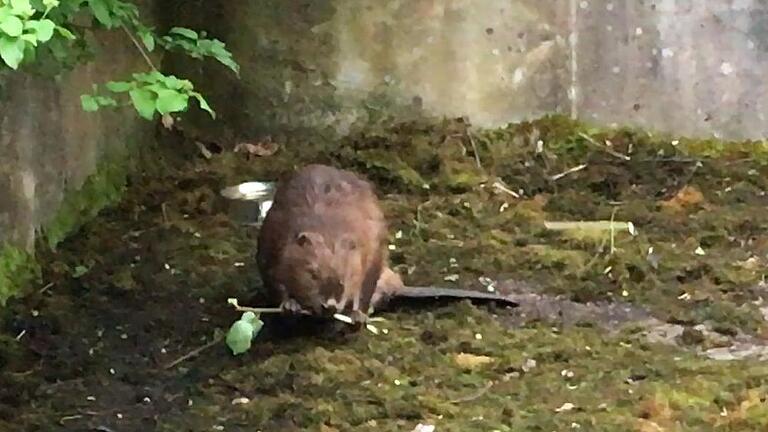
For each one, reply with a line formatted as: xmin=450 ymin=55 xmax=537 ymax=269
xmin=158 ymin=0 xmax=345 ymax=142
xmin=330 ymin=0 xmax=572 ymax=128
xmin=575 ymin=0 xmax=768 ymax=140
xmin=161 ymin=0 xmax=571 ymax=143
xmin=0 ymin=30 xmax=155 ymax=254
xmin=168 ymin=0 xmax=768 ymax=143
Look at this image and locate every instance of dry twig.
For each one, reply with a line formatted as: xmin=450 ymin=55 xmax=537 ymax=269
xmin=550 ymin=163 xmax=588 ymax=181
xmin=450 ymin=381 xmax=494 ymax=404
xmin=578 ymin=132 xmax=630 ymax=160
xmin=163 ymin=333 xmax=224 ymax=370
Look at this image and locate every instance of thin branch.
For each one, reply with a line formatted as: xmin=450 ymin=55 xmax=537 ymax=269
xmin=122 ymin=24 xmax=157 ymax=71
xmin=492 ymin=179 xmax=521 ymax=199
xmin=634 ymin=157 xmax=699 ymax=164
xmin=234 ymin=305 xmax=284 ymax=314
xmin=450 ymin=381 xmax=494 ymax=404
xmin=163 ymin=333 xmax=223 ymax=369
xmin=227 ymin=298 xmax=285 ymax=314
xmin=610 ymin=207 xmax=617 ymax=254
xmin=550 ymin=163 xmax=588 ymax=181
xmin=467 ymin=131 xmax=483 ymax=169
xmin=38 ymin=282 xmax=54 ymax=294
xmin=578 ymin=236 xmax=608 ymax=278
xmin=578 ymin=132 xmax=631 ymax=161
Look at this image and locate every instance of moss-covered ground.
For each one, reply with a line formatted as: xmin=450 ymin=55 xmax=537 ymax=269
xmin=2 ymin=116 xmax=768 ymax=431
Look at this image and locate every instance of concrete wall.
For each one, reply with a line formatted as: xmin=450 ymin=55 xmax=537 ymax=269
xmin=169 ymin=0 xmax=768 ymax=143
xmin=330 ymin=0 xmax=572 ymax=128
xmin=162 ymin=0 xmax=571 ymax=142
xmin=575 ymin=0 xmax=768 ymax=140
xmin=0 ymin=30 xmax=154 ymax=253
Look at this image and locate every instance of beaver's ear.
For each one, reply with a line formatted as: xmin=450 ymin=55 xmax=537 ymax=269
xmin=296 ymin=232 xmax=313 ymax=247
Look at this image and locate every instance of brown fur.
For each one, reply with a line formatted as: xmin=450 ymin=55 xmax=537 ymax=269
xmin=256 ymin=164 xmax=517 ymax=323
xmin=256 ymin=164 xmax=390 ymax=320
xmin=370 ymin=266 xmax=405 ymax=307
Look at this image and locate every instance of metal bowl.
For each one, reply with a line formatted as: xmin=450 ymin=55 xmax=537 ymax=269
xmin=219 ymin=181 xmax=276 ymax=226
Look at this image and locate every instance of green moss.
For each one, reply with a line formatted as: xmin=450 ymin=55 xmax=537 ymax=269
xmin=7 ymin=114 xmax=768 ymax=429
xmin=43 ymin=145 xmax=138 ymax=250
xmin=157 ymin=306 xmax=768 ymax=431
xmin=0 ymin=140 xmax=146 ymax=305
xmin=537 ymin=114 xmax=768 ymax=164
xmin=0 ymin=244 xmax=41 ymax=306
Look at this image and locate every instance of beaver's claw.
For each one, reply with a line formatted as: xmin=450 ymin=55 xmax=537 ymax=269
xmin=349 ymin=309 xmax=369 ymax=325
xmin=280 ymin=298 xmax=304 ymax=315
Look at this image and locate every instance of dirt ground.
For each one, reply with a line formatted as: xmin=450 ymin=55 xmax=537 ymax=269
xmin=2 ymin=115 xmax=768 ymax=431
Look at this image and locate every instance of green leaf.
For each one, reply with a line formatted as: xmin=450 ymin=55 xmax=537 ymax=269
xmin=138 ymin=29 xmax=154 ymax=51
xmin=55 ymin=25 xmax=75 ymax=40
xmin=95 ymin=95 xmax=117 ymax=106
xmin=160 ymin=74 xmax=182 ymax=89
xmin=169 ymin=27 xmax=197 ymax=40
xmin=21 ymin=37 xmax=34 ymax=61
xmin=87 ymin=0 xmax=112 ymax=27
xmin=133 ymin=70 xmax=163 ymax=84
xmin=0 ymin=36 xmax=25 ymax=69
xmin=188 ymin=38 xmax=240 ymax=75
xmin=216 ymin=55 xmax=239 ymax=75
xmin=19 ymin=33 xmax=37 ymax=46
xmin=161 ymin=75 xmax=192 ymax=91
xmin=72 ymin=265 xmax=89 ymax=278
xmin=155 ymin=89 xmax=188 ymax=114
xmin=10 ymin=0 xmax=34 ymax=16
xmin=105 ymin=80 xmax=132 ymax=92
xmin=142 ymin=83 xmax=163 ymax=94
xmin=192 ymin=92 xmax=215 ymax=119
xmin=176 ymin=40 xmax=196 ymax=53
xmin=0 ymin=15 xmax=24 ymax=37
xmin=42 ymin=0 xmax=60 ymax=11
xmin=112 ymin=1 xmax=138 ymax=22
xmin=80 ymin=94 xmax=99 ymax=112
xmin=33 ymin=19 xmax=54 ymax=42
xmin=226 ymin=320 xmax=253 ymax=355
xmin=226 ymin=312 xmax=263 ymax=355
xmin=129 ymin=88 xmax=157 ymax=119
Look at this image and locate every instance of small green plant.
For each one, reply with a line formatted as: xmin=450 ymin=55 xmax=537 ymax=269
xmin=0 ymin=244 xmax=41 ymax=305
xmin=158 ymin=27 xmax=238 ymax=75
xmin=0 ymin=0 xmax=58 ymax=69
xmin=224 ymin=298 xmax=383 ymax=355
xmin=225 ymin=311 xmax=264 ymax=355
xmin=82 ymin=71 xmax=214 ymax=120
xmin=0 ymin=0 xmax=239 ymax=121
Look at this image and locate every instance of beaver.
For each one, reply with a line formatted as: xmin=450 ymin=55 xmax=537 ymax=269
xmin=256 ymin=164 xmax=517 ymax=324
xmin=256 ymin=164 xmax=387 ymax=323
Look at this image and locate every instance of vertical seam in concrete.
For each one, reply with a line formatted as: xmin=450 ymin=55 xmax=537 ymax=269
xmin=569 ymin=0 xmax=579 ymax=119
